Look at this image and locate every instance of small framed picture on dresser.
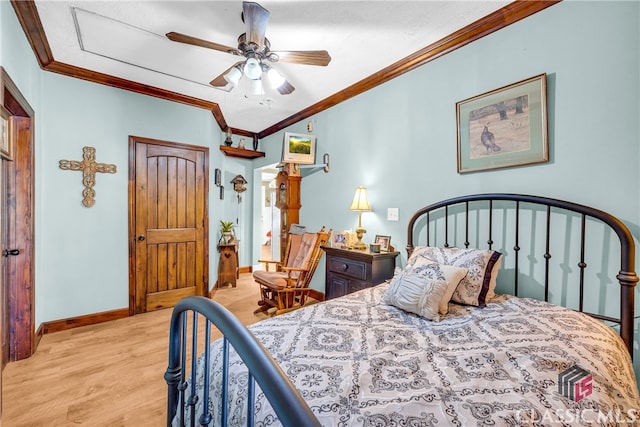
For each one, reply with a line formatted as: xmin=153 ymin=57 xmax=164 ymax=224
xmin=375 ymin=235 xmax=391 ymax=252
xmin=331 ymin=231 xmax=347 ymax=249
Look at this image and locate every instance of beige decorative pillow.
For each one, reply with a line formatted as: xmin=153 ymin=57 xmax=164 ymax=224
xmin=408 ymin=246 xmax=502 ymax=306
xmin=408 ymin=256 xmax=468 ymax=314
xmin=382 ymin=270 xmax=449 ymax=321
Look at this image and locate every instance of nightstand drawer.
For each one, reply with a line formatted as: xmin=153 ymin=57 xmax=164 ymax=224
xmin=327 ymin=256 xmax=367 ymax=280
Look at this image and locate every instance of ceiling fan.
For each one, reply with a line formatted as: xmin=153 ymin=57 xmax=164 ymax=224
xmin=166 ymin=1 xmax=331 ymax=95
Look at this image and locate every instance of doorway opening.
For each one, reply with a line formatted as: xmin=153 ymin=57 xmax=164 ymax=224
xmin=259 ymin=164 xmax=280 ymax=264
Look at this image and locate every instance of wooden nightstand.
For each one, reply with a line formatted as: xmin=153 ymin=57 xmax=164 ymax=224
xmin=322 ymin=247 xmax=399 ymax=300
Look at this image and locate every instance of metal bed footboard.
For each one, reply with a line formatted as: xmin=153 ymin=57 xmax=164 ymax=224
xmin=165 ymin=296 xmax=321 ymax=427
xmin=406 ymin=193 xmax=638 ymax=356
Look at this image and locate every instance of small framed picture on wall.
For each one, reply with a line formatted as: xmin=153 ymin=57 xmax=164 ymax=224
xmin=456 ymin=73 xmax=548 ymax=173
xmin=282 ymin=132 xmax=316 ymax=164
xmin=0 ymin=106 xmax=12 ymax=160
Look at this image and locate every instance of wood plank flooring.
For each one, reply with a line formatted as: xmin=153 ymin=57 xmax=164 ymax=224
xmin=2 ymin=274 xmax=270 ymax=427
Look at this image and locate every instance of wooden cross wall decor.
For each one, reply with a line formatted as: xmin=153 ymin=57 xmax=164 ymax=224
xmin=59 ymin=146 xmax=117 ymax=207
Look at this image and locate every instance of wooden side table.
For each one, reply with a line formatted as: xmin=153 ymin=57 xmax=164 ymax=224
xmin=322 ymin=247 xmax=399 ymax=300
xmin=217 ymin=243 xmax=238 ymax=288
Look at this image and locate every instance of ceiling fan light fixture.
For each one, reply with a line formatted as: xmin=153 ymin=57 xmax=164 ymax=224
xmin=224 ymin=65 xmax=243 ymax=87
xmin=250 ymin=78 xmax=264 ymax=96
xmin=168 ymin=2 xmax=327 ymax=98
xmin=267 ymin=66 xmax=286 ymax=89
xmin=243 ymin=57 xmax=262 ymax=80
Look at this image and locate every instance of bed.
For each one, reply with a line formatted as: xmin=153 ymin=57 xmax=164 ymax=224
xmin=165 ymin=193 xmax=640 ymax=426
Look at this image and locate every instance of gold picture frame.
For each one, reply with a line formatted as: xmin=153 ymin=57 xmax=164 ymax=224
xmin=0 ymin=106 xmax=12 ymax=160
xmin=456 ymin=74 xmax=548 ymax=173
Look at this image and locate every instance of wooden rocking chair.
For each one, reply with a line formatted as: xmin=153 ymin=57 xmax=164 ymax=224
xmin=254 ymin=227 xmax=330 ymax=315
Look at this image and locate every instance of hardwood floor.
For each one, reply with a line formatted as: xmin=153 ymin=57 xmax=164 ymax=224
xmin=2 ymin=274 xmax=271 ymax=426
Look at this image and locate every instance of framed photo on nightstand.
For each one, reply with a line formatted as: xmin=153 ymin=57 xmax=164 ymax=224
xmin=331 ymin=231 xmax=347 ymax=249
xmin=375 ymin=235 xmax=391 ymax=252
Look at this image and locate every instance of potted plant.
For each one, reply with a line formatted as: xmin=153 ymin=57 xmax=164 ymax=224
xmin=219 ymin=220 xmax=235 ymax=244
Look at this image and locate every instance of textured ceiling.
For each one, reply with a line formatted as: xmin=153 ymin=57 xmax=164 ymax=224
xmin=33 ymin=1 xmax=513 ymax=134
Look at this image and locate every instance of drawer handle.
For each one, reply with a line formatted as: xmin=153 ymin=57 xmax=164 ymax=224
xmin=341 ymin=264 xmax=349 ymax=271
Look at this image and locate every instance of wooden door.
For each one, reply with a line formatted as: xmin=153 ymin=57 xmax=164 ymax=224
xmin=1 ymin=68 xmax=37 ymax=366
xmin=1 ymin=68 xmax=36 ymax=424
xmin=0 ymin=156 xmax=5 ymax=417
xmin=129 ymin=136 xmax=208 ymax=314
xmin=1 ymin=157 xmax=8 ymax=368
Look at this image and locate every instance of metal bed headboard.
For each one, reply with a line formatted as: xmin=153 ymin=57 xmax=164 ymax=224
xmin=406 ymin=193 xmax=638 ymax=356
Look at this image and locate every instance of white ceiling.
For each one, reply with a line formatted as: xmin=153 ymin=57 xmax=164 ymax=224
xmin=34 ymin=0 xmax=510 ymax=134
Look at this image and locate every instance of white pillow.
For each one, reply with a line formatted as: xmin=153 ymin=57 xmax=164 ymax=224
xmin=408 ymin=246 xmax=502 ymax=306
xmin=409 ymin=256 xmax=468 ymax=314
xmin=382 ymin=270 xmax=449 ymax=321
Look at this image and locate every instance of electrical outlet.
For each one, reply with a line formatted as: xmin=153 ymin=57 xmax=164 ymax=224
xmin=387 ymin=208 xmax=399 ymax=221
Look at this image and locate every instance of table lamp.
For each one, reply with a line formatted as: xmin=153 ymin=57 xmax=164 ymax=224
xmin=350 ymin=186 xmax=371 ymax=250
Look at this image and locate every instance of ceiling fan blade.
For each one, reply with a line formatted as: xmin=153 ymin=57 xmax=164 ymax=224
xmin=210 ymin=73 xmax=229 ymax=88
xmin=243 ymin=2 xmax=269 ymax=48
xmin=210 ymin=62 xmax=244 ymax=88
xmin=270 ymin=50 xmax=331 ymax=67
xmin=166 ymin=32 xmax=239 ymax=55
xmin=277 ymin=79 xmax=295 ymax=95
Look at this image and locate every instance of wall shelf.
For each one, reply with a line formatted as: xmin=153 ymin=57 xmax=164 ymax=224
xmin=300 ymin=153 xmax=330 ymax=177
xmin=219 ymin=146 xmax=265 ymax=159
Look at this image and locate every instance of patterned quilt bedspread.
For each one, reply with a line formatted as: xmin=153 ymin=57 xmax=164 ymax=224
xmin=182 ymin=283 xmax=640 ymax=426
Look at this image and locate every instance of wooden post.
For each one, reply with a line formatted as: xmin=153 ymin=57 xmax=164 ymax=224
xmin=275 ymin=166 xmax=301 ymax=261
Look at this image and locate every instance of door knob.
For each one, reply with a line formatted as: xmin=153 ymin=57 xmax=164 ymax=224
xmin=137 ymin=235 xmax=146 ymax=241
xmin=3 ymin=249 xmax=19 ymax=257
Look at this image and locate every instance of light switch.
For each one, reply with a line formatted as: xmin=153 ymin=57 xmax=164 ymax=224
xmin=387 ymin=208 xmax=399 ymax=221
xmin=307 ymin=121 xmax=313 ymax=132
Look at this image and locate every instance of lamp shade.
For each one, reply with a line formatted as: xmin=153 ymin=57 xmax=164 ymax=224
xmin=350 ymin=186 xmax=371 ymax=211
xmin=250 ymin=78 xmax=264 ymax=96
xmin=223 ymin=65 xmax=242 ymax=87
xmin=267 ymin=66 xmax=286 ymax=89
xmin=243 ymin=57 xmax=262 ymax=80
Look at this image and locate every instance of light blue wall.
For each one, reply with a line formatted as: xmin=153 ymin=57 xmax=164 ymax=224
xmin=255 ymin=1 xmax=640 ymax=372
xmin=1 ymin=0 xmax=254 ymax=324
xmin=38 ymin=73 xmax=218 ymax=321
xmin=1 ymin=0 xmax=42 ymax=113
xmin=259 ymin=0 xmax=638 ymax=278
